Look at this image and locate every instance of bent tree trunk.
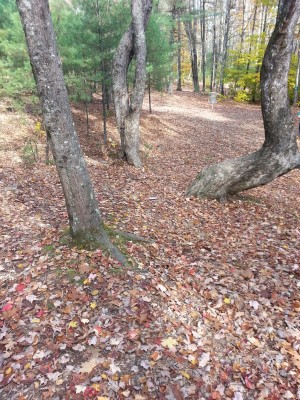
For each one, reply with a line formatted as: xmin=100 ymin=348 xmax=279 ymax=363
xmin=187 ymin=0 xmax=300 ymax=201
xmin=17 ymin=0 xmax=126 ymax=264
xmin=113 ymin=0 xmax=152 ymax=168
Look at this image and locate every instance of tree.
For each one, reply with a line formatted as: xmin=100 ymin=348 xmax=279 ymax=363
xmin=183 ymin=0 xmax=200 ymax=92
xmin=113 ymin=0 xmax=153 ymax=168
xmin=219 ymin=0 xmax=232 ymax=95
xmin=200 ymin=0 xmax=206 ymax=92
xmin=146 ymin=11 xmax=174 ymax=93
xmin=187 ymin=0 xmax=300 ymax=201
xmin=176 ymin=13 xmax=183 ymax=91
xmin=16 ymin=0 xmax=127 ymax=264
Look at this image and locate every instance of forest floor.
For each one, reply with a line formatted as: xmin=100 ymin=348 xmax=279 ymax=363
xmin=0 ymin=90 xmax=300 ymax=400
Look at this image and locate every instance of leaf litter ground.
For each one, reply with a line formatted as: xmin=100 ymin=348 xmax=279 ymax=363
xmin=0 ymin=92 xmax=300 ymax=400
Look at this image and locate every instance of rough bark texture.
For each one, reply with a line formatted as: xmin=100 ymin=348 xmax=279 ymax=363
xmin=187 ymin=0 xmax=300 ymax=201
xmin=17 ymin=0 xmax=127 ymax=264
xmin=112 ymin=0 xmax=152 ymax=168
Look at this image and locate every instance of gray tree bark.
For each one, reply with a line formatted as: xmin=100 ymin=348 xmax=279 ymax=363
xmin=187 ymin=0 xmax=300 ymax=201
xmin=112 ymin=0 xmax=152 ymax=168
xmin=16 ymin=0 xmax=127 ymax=264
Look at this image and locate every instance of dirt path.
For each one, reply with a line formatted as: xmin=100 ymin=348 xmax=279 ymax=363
xmin=0 ymin=92 xmax=300 ymax=399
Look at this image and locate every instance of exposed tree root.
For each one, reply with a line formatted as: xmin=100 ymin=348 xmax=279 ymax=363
xmin=111 ymin=229 xmax=154 ymax=243
xmin=66 ymin=225 xmax=153 ymax=267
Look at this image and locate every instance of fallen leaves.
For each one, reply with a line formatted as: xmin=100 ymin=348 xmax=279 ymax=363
xmin=79 ymin=354 xmax=99 ymax=374
xmin=1 ymin=93 xmax=300 ymax=399
xmin=161 ymin=337 xmax=178 ymax=351
xmin=1 ymin=303 xmax=13 ymax=312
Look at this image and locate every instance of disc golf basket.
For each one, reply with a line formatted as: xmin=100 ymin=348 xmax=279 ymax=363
xmin=209 ymin=92 xmax=217 ymax=110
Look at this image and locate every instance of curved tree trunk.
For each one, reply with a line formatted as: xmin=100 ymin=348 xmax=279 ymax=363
xmin=17 ymin=0 xmax=127 ymax=264
xmin=187 ymin=0 xmax=300 ymax=201
xmin=113 ymin=0 xmax=152 ymax=168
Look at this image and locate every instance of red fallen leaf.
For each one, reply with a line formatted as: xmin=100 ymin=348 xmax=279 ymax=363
xmin=36 ymin=309 xmax=45 ymax=317
xmin=39 ymin=363 xmax=53 ymax=374
xmin=244 ymin=376 xmax=255 ymax=389
xmin=189 ymin=268 xmax=196 ymax=276
xmin=83 ymin=387 xmax=97 ymax=398
xmin=1 ymin=303 xmax=13 ymax=312
xmin=81 ymin=294 xmax=90 ymax=303
xmin=94 ymin=326 xmax=102 ymax=335
xmin=153 ymin=337 xmax=162 ymax=345
xmin=219 ymin=370 xmax=229 ymax=383
xmin=16 ymin=283 xmax=26 ymax=292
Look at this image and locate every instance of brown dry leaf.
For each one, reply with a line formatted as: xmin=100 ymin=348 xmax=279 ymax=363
xmin=248 ymin=337 xmax=263 ymax=348
xmin=79 ymin=351 xmax=100 ymax=374
xmin=282 ymin=342 xmax=300 ymax=370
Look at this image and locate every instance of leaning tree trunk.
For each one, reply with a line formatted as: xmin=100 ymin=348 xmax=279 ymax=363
xmin=113 ymin=0 xmax=152 ymax=168
xmin=16 ymin=0 xmax=127 ymax=264
xmin=187 ymin=0 xmax=300 ymax=201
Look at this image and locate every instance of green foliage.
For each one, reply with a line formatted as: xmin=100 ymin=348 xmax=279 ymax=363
xmin=224 ymin=32 xmax=269 ymax=102
xmin=0 ymin=1 xmax=37 ymax=106
xmin=234 ymin=90 xmax=251 ymax=103
xmin=51 ymin=0 xmax=130 ymax=101
xmin=146 ymin=12 xmax=174 ymax=91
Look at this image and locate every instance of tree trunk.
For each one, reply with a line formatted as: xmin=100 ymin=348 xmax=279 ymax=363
xmin=187 ymin=0 xmax=300 ymax=201
xmin=184 ymin=1 xmax=200 ymax=92
xmin=209 ymin=22 xmax=216 ymax=92
xmin=16 ymin=0 xmax=127 ymax=264
xmin=167 ymin=7 xmax=175 ymax=95
xmin=176 ymin=15 xmax=182 ymax=91
xmin=102 ymin=83 xmax=107 ymax=145
xmin=210 ymin=1 xmax=217 ymax=92
xmin=219 ymin=0 xmax=231 ymax=95
xmin=251 ymin=5 xmax=269 ymax=103
xmin=200 ymin=0 xmax=206 ymax=92
xmin=112 ymin=0 xmax=152 ymax=168
xmin=245 ymin=3 xmax=257 ymax=75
